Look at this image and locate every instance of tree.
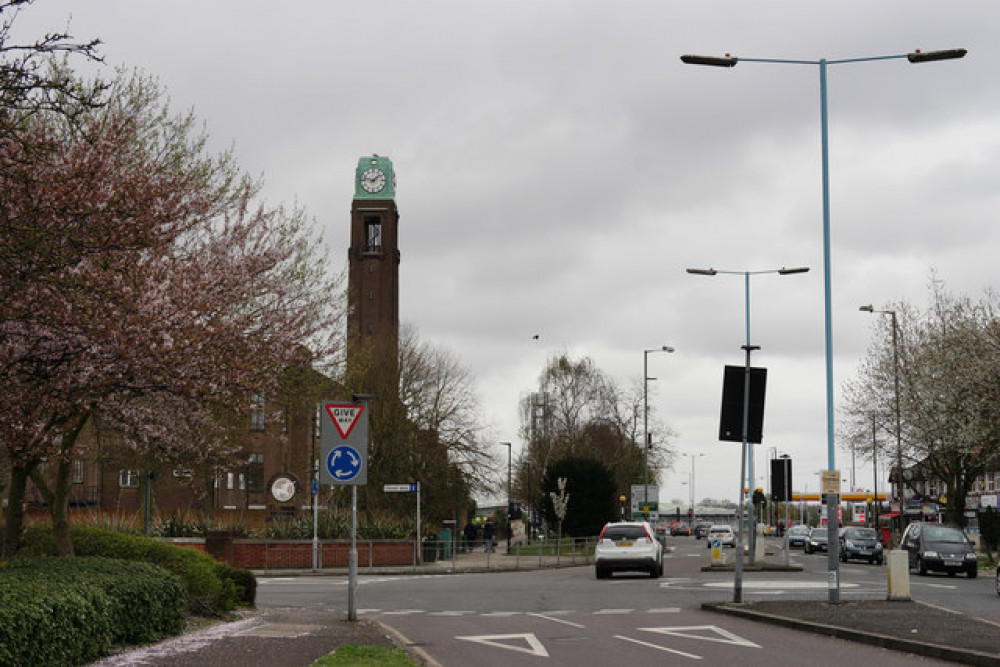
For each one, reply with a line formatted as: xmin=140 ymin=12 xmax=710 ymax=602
xmin=540 ymin=456 xmax=617 ymax=537
xmin=843 ymin=278 xmax=1000 ymax=526
xmin=517 ymin=353 xmax=673 ymax=514
xmin=1 ymin=70 xmax=344 ymax=557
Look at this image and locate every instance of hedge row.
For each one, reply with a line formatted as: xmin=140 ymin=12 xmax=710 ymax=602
xmin=0 ymin=557 xmax=186 ymax=666
xmin=22 ymin=525 xmax=256 ymax=613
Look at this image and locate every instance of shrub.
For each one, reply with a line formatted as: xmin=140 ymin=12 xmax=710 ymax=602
xmin=0 ymin=557 xmax=186 ymax=665
xmin=22 ymin=524 xmax=255 ymax=614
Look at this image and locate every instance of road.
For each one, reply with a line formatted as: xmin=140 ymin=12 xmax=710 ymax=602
xmin=257 ymin=537 xmax=997 ymax=665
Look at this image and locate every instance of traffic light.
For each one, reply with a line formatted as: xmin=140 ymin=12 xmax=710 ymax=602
xmin=771 ymin=456 xmax=792 ymax=502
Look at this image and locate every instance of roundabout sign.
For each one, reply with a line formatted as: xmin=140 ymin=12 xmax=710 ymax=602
xmin=319 ymin=402 xmax=368 ymax=486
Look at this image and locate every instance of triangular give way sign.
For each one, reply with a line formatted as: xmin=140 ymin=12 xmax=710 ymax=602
xmin=324 ymin=404 xmax=364 ymax=439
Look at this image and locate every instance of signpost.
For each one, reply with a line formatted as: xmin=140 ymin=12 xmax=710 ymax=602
xmin=384 ymin=482 xmax=421 ymax=565
xmin=319 ymin=399 xmax=370 ymax=621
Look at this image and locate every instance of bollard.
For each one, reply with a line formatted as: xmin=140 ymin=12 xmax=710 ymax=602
xmin=886 ymin=549 xmax=911 ymax=601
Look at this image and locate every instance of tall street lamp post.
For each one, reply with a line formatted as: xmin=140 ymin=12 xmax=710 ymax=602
xmin=501 ymin=442 xmax=512 ymax=553
xmin=643 ymin=346 xmax=674 ymax=516
xmin=682 ymin=452 xmax=705 ymax=525
xmin=681 ymin=46 xmax=965 ymax=604
xmin=860 ymin=305 xmax=902 ymax=541
xmin=687 ymin=266 xmax=808 ymax=574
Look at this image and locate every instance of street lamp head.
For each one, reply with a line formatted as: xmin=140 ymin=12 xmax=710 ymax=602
xmin=778 ymin=266 xmax=809 ymax=275
xmin=681 ymin=54 xmax=738 ymax=67
xmin=686 ymin=268 xmax=717 ymax=276
xmin=907 ymin=48 xmax=967 ymax=63
xmin=859 ymin=304 xmax=874 ymax=312
xmin=662 ymin=345 xmax=675 ymax=353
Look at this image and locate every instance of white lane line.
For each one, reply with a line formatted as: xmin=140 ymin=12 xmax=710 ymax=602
xmin=594 ymin=608 xmax=634 ymax=615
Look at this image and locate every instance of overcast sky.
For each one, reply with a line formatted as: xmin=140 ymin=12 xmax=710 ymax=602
xmin=15 ymin=1 xmax=1000 ymax=506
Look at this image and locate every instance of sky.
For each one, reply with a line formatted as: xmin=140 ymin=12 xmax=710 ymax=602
xmin=13 ymin=1 xmax=1000 ymax=506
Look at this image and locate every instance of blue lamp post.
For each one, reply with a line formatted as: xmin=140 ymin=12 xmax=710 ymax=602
xmin=687 ymin=266 xmax=807 ymax=600
xmin=681 ymin=47 xmax=966 ymax=603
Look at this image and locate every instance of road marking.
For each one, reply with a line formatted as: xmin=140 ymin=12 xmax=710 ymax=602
xmin=925 ymin=583 xmax=958 ymax=590
xmin=594 ymin=608 xmax=634 ymax=614
xmin=526 ymin=612 xmax=586 ymax=628
xmin=639 ymin=625 xmax=761 ymax=648
xmin=382 ymin=609 xmax=425 ymax=615
xmin=430 ymin=611 xmax=476 ymax=616
xmin=703 ymin=580 xmax=858 ymax=589
xmin=456 ymin=633 xmax=549 ymax=657
xmin=481 ymin=611 xmax=521 ymax=617
xmin=614 ymin=635 xmax=702 ymax=660
xmin=647 ymin=607 xmax=682 ymax=613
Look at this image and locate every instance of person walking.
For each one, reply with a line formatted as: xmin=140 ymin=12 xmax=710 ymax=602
xmin=463 ymin=521 xmax=478 ymax=553
xmin=483 ymin=519 xmax=495 ymax=553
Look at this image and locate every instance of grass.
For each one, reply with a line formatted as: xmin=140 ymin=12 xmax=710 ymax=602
xmin=311 ymin=644 xmax=418 ymax=666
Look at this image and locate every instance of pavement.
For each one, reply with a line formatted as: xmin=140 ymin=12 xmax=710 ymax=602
xmin=90 ymin=539 xmax=1000 ymax=667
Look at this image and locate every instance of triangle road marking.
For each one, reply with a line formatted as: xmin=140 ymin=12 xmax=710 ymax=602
xmin=456 ymin=633 xmax=549 ymax=657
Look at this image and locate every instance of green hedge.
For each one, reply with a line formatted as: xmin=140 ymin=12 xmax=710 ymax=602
xmin=22 ymin=524 xmax=255 ymax=614
xmin=0 ymin=557 xmax=185 ymax=666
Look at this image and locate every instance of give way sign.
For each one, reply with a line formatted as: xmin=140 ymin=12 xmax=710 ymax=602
xmin=319 ymin=402 xmax=368 ymax=485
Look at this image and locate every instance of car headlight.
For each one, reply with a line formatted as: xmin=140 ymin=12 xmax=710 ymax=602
xmin=922 ymin=551 xmax=939 ymax=558
xmin=845 ymin=540 xmax=856 ymax=548
xmin=965 ymin=553 xmax=977 ymax=560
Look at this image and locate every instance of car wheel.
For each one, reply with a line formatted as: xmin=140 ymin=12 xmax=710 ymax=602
xmin=876 ymin=556 xmax=884 ymax=566
xmin=805 ymin=545 xmax=812 ymax=554
xmin=840 ymin=551 xmax=847 ymax=563
xmin=995 ymin=569 xmax=1000 ymax=596
xmin=968 ymin=566 xmax=978 ymax=579
xmin=917 ymin=556 xmax=927 ymax=576
xmin=649 ymin=563 xmax=660 ymax=579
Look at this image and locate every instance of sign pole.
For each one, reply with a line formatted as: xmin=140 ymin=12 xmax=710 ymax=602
xmin=312 ymin=457 xmax=319 ymax=571
xmin=416 ymin=481 xmax=422 ymax=564
xmin=348 ymin=485 xmax=357 ymax=621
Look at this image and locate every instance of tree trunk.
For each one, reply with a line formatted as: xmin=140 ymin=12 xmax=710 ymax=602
xmin=2 ymin=463 xmax=32 ymax=559
xmin=51 ymin=458 xmax=75 ymax=556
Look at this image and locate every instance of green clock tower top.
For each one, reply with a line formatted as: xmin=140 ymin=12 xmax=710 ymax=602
xmin=355 ymin=154 xmax=396 ymax=200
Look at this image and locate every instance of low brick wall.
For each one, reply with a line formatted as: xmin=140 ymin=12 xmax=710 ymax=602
xmin=170 ymin=537 xmax=417 ymax=570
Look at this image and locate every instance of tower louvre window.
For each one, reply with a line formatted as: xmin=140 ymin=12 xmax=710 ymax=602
xmin=364 ymin=216 xmax=382 ymax=254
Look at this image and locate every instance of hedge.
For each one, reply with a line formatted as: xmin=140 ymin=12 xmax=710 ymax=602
xmin=0 ymin=557 xmax=186 ymax=666
xmin=22 ymin=524 xmax=255 ymax=614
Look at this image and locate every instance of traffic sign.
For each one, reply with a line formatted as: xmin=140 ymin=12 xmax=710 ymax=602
xmin=319 ymin=401 xmax=368 ymax=485
xmin=384 ymin=484 xmax=418 ymax=493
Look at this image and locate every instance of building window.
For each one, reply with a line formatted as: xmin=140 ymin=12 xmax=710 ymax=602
xmin=364 ymin=216 xmax=382 ymax=253
xmin=250 ymin=393 xmax=266 ymax=432
xmin=989 ymin=474 xmax=996 ymax=493
xmin=227 ymin=472 xmax=234 ymax=490
xmin=247 ymin=453 xmax=264 ymax=493
xmin=119 ymin=469 xmax=139 ymax=488
xmin=72 ymin=460 xmax=84 ymax=485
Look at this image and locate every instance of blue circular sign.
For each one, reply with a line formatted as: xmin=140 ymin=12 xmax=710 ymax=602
xmin=326 ymin=445 xmax=362 ymax=481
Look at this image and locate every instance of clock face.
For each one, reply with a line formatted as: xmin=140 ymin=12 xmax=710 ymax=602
xmin=271 ymin=476 xmax=296 ymax=503
xmin=361 ymin=167 xmax=386 ymax=193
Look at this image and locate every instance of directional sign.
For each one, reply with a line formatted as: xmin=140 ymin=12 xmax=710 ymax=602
xmin=319 ymin=401 xmax=368 ymax=485
xmin=326 ymin=445 xmax=362 ymax=482
xmin=384 ymin=484 xmax=418 ymax=493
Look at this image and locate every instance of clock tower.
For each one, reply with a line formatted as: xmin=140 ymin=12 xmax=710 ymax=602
xmin=347 ymin=155 xmax=400 ymax=377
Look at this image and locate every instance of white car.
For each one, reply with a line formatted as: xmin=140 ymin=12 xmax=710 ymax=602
xmin=594 ymin=521 xmax=663 ymax=579
xmin=706 ymin=524 xmax=736 ymax=548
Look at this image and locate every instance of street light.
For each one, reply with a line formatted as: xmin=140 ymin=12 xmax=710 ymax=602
xmin=681 ymin=453 xmax=705 ymax=525
xmin=501 ymin=442 xmax=512 ymax=554
xmin=643 ymin=346 xmax=675 ymax=515
xmin=682 ymin=46 xmax=965 ymax=605
xmin=860 ymin=305 xmax=902 ymax=542
xmin=686 ymin=266 xmax=808 ymax=574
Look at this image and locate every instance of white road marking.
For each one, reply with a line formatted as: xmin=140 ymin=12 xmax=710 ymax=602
xmin=614 ymin=634 xmax=702 ymax=660
xmin=430 ymin=611 xmax=476 ymax=616
xmin=456 ymin=633 xmax=549 ymax=657
xmin=639 ymin=625 xmax=761 ymax=648
xmin=703 ymin=580 xmax=858 ymax=589
xmin=526 ymin=612 xmax=586 ymax=628
xmin=594 ymin=608 xmax=634 ymax=614
xmin=647 ymin=607 xmax=682 ymax=613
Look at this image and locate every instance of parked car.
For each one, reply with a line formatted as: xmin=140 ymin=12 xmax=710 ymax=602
xmin=900 ymin=522 xmax=978 ymax=578
xmin=805 ymin=527 xmax=829 ymax=554
xmin=669 ymin=521 xmax=692 ymax=536
xmin=693 ymin=521 xmax=713 ymax=539
xmin=839 ymin=526 xmax=884 ymax=564
xmin=786 ymin=524 xmax=811 ymax=549
xmin=594 ymin=521 xmax=663 ymax=579
xmin=706 ymin=524 xmax=736 ymax=548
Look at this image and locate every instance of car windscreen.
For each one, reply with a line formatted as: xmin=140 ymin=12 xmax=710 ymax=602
xmin=845 ymin=529 xmax=877 ymax=540
xmin=922 ymin=526 xmax=966 ymax=543
xmin=602 ymin=525 xmax=646 ymax=540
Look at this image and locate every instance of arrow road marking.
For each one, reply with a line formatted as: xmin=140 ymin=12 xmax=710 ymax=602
xmin=457 ymin=633 xmax=549 ymax=657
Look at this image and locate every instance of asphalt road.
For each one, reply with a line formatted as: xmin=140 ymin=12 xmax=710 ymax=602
xmin=255 ymin=537 xmax=997 ymax=665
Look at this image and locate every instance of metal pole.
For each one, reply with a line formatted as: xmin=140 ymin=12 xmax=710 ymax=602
xmin=504 ymin=442 xmax=512 ymax=553
xmin=734 ymin=343 xmax=758 ymax=603
xmin=743 ymin=273 xmax=757 ymax=564
xmin=643 ymin=351 xmax=649 ymax=512
xmin=348 ymin=485 xmax=358 ymax=621
xmin=312 ymin=458 xmax=319 ymax=572
xmin=891 ymin=311 xmax=902 ymax=535
xmin=416 ymin=481 xmax=421 ymax=565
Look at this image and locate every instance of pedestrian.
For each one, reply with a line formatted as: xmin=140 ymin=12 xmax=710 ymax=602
xmin=483 ymin=519 xmax=495 ymax=553
xmin=463 ymin=521 xmax=478 ymax=552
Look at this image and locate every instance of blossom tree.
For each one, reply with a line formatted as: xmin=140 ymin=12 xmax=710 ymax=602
xmin=0 ymin=69 xmax=343 ymax=557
